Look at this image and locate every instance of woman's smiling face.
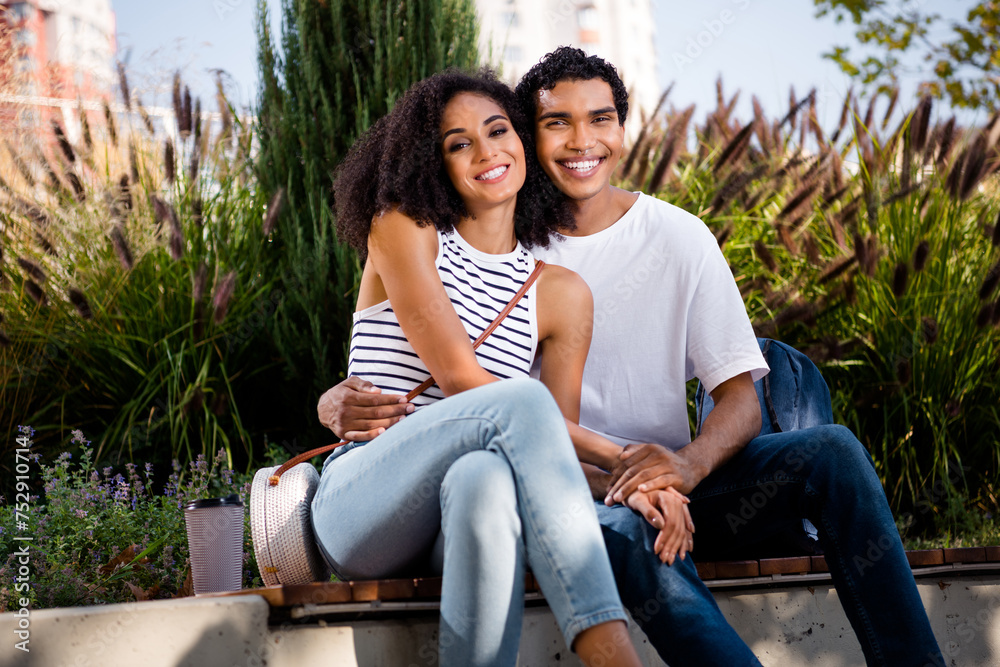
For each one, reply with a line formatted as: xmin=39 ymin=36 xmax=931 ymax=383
xmin=440 ymin=92 xmax=526 ymax=213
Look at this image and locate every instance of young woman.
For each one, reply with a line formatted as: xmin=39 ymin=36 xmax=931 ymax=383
xmin=312 ymin=70 xmax=689 ymax=666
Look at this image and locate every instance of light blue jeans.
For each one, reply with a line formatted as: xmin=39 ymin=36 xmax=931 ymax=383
xmin=311 ymin=378 xmax=627 ymax=666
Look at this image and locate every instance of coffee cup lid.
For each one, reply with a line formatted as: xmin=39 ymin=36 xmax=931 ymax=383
xmin=185 ymin=493 xmax=243 ymax=510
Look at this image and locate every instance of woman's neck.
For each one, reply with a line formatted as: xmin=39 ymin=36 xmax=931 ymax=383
xmin=454 ymin=200 xmax=518 ymax=254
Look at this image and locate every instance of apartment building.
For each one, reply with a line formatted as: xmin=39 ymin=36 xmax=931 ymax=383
xmin=475 ymin=0 xmax=659 ymax=126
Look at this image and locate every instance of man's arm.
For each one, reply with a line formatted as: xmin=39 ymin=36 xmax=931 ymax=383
xmin=605 ymin=371 xmax=760 ymax=502
xmin=317 ymin=377 xmax=414 ymax=441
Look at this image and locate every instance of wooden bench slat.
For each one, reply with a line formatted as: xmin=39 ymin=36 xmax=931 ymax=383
xmin=759 ymin=556 xmax=812 ymax=575
xmin=943 ymin=547 xmax=987 ymax=564
xmin=906 ymin=549 xmax=944 ymax=567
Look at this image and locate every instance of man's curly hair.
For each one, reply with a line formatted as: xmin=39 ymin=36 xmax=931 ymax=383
xmin=334 ymin=68 xmax=573 ymax=259
xmin=515 ymin=46 xmax=629 ymax=126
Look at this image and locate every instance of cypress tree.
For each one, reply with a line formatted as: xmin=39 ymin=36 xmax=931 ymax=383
xmin=254 ymin=0 xmax=479 ymax=433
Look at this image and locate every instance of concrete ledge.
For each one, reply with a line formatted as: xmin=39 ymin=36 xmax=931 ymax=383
xmin=3 ymin=575 xmax=998 ymax=666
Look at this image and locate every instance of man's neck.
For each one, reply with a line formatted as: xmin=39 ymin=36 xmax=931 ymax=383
xmin=562 ymin=185 xmax=640 ymax=237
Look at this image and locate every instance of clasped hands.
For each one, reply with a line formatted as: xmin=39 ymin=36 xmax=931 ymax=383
xmin=601 ymin=443 xmax=698 ymax=566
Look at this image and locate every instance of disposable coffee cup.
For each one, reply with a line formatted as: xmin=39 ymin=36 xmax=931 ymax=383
xmin=184 ymin=494 xmax=244 ymax=595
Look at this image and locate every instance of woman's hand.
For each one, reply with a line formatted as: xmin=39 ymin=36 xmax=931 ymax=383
xmin=624 ymin=487 xmax=695 ymax=565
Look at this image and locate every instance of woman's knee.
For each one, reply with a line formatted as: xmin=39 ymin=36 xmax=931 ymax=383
xmin=440 ymin=451 xmax=519 ymax=530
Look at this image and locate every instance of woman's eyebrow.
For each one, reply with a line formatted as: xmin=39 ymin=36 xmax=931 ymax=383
xmin=443 ymin=114 xmax=508 ymax=139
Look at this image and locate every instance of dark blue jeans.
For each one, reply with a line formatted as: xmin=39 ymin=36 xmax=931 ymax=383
xmin=598 ymin=424 xmax=944 ymax=666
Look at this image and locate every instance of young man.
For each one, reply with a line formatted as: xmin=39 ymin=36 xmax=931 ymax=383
xmin=318 ymin=48 xmax=943 ymax=666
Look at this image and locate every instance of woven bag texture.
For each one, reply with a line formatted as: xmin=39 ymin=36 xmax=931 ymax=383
xmin=250 ymin=464 xmax=331 ymax=586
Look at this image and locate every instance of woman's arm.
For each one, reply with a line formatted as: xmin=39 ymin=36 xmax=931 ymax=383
xmin=367 ymin=210 xmax=496 ymax=396
xmin=534 ymin=265 xmax=621 ymax=469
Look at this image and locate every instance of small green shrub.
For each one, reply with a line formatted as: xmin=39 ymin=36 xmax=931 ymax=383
xmin=0 ymin=427 xmax=258 ymax=611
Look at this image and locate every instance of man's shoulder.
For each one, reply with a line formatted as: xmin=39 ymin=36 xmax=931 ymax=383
xmin=631 ymin=193 xmax=719 ymax=248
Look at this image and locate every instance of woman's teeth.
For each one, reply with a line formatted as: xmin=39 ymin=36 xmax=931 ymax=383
xmin=476 ymin=165 xmax=508 ymax=180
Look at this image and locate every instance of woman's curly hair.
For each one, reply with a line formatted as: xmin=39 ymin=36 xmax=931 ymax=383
xmin=334 ymin=68 xmax=573 ymax=259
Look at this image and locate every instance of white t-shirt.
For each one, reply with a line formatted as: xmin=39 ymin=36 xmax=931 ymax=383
xmin=533 ymin=192 xmax=768 ymax=451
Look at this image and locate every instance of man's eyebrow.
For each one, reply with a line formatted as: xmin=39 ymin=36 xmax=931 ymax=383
xmin=442 ymin=114 xmax=508 ymax=139
xmin=590 ymin=106 xmax=617 ymax=117
xmin=537 ymin=110 xmax=571 ymax=122
xmin=537 ymin=108 xmax=617 ymax=122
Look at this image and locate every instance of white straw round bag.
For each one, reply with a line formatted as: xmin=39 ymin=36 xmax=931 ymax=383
xmin=250 ymin=463 xmax=331 ymax=586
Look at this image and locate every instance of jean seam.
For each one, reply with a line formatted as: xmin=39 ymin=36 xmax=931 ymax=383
xmin=808 ymin=482 xmax=886 ymax=666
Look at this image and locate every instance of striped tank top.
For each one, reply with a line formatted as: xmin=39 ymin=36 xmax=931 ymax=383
xmin=347 ymin=229 xmax=539 ymax=407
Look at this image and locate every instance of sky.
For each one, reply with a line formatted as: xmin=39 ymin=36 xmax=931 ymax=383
xmin=110 ymin=0 xmax=983 ymax=129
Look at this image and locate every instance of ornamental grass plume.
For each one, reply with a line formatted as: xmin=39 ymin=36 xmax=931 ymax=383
xmin=211 ymin=271 xmax=237 ymax=325
xmin=25 ymin=279 xmax=46 ymax=306
xmin=976 ymin=302 xmax=994 ymax=328
xmin=52 ymin=121 xmax=76 ymax=164
xmin=710 ymin=164 xmax=767 ymax=214
xmin=109 ymin=224 xmax=134 ymax=271
xmin=66 ymin=172 xmax=85 ymax=202
xmin=68 ymin=288 xmax=93 ymax=320
xmin=830 ymin=88 xmax=853 ymax=144
xmin=921 ymin=316 xmax=938 ymax=343
xmin=650 ymin=105 xmax=694 ymax=190
xmin=183 ymin=87 xmax=193 ymax=140
xmin=937 ymin=117 xmax=957 ymax=167
xmin=79 ymin=107 xmax=93 ymax=153
xmin=910 ymin=95 xmax=932 ymax=155
xmin=103 ymin=100 xmax=118 ymax=145
xmin=5 ymin=140 xmax=36 ymax=188
xmin=914 ymin=240 xmax=930 ymax=271
xmin=778 ymin=179 xmax=822 ymax=225
xmin=713 ymin=120 xmax=754 ymax=175
xmin=188 ymin=149 xmax=199 ymax=185
xmin=35 ymin=231 xmax=57 ymax=257
xmin=753 ymin=240 xmax=777 ymax=273
xmin=136 ymin=99 xmax=155 ymax=135
xmin=993 ymin=212 xmax=1000 ymax=246
xmin=980 ymin=262 xmax=1000 ymax=300
xmin=776 ymin=224 xmax=800 ymax=256
xmin=164 ymin=140 xmax=175 ymax=184
xmin=117 ymin=174 xmax=132 ymax=212
xmin=262 ymin=187 xmax=285 ymax=235
xmin=881 ymin=88 xmax=900 ymax=131
xmin=117 ymin=61 xmax=131 ymax=111
xmin=892 ymin=263 xmax=908 ymax=297
xmin=17 ymin=257 xmax=46 ymax=282
xmin=129 ymin=141 xmax=140 ymax=186
xmin=621 ymin=86 xmax=671 ymax=180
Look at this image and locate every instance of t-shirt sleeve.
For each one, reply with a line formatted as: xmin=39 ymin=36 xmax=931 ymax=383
xmin=684 ymin=226 xmax=769 ymax=395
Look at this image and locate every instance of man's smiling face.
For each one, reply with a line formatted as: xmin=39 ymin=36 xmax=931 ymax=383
xmin=533 ymin=78 xmax=625 ymax=204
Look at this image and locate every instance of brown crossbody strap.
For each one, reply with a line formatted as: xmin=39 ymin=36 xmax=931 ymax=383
xmin=269 ymin=259 xmax=546 ymax=485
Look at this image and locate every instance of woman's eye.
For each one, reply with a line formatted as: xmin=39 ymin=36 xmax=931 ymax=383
xmin=447 ymin=141 xmax=469 ymax=152
xmin=490 ymin=126 xmax=508 ymax=137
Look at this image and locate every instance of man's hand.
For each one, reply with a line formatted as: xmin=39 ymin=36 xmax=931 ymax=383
xmin=625 ymin=487 xmax=695 ymax=564
xmin=605 ymin=444 xmax=704 ymax=504
xmin=317 ymin=377 xmax=413 ymax=441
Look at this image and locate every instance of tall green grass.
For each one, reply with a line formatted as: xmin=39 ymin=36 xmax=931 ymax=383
xmin=626 ymin=82 xmax=1000 ymax=531
xmin=0 ymin=73 xmax=282 ymax=484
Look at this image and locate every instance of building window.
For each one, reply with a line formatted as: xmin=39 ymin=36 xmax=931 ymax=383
xmin=503 ymin=45 xmax=523 ymax=63
xmin=499 ymin=12 xmax=518 ymax=28
xmin=577 ymin=6 xmax=599 ymax=30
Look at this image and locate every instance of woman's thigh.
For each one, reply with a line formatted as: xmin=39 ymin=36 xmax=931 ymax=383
xmin=311 ymin=378 xmax=553 ymax=578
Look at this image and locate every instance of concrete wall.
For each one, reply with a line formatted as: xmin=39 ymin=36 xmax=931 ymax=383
xmin=2 ymin=575 xmax=997 ymax=666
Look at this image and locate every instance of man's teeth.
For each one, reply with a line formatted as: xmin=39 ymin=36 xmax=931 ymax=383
xmin=476 ymin=165 xmax=508 ymax=180
xmin=563 ymin=159 xmax=600 ymax=171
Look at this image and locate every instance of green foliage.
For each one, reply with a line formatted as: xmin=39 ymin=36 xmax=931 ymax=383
xmin=634 ymin=81 xmax=1000 ymax=534
xmin=0 ymin=76 xmax=282 ymax=480
xmin=253 ymin=0 xmax=481 ymax=436
xmin=815 ymin=0 xmax=1000 ymax=110
xmin=0 ymin=428 xmax=257 ymax=610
